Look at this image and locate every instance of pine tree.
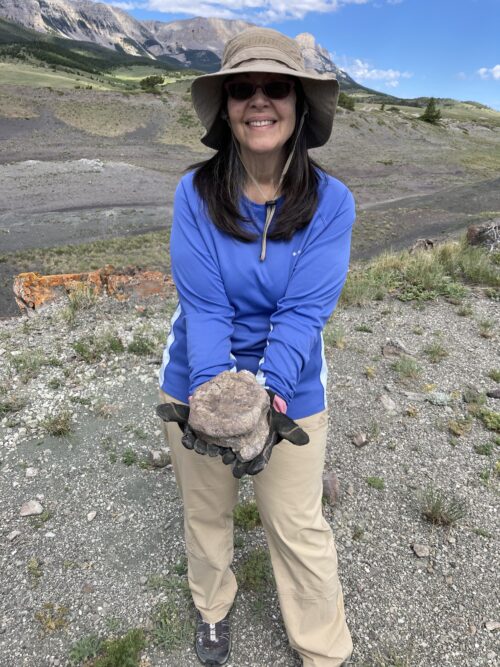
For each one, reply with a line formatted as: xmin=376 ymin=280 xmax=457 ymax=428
xmin=419 ymin=97 xmax=442 ymax=124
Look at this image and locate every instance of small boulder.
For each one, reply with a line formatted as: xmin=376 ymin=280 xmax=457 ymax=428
xmin=351 ymin=431 xmax=369 ymax=448
xmin=486 ymin=388 xmax=500 ymax=400
xmin=382 ymin=339 xmax=413 ymax=358
xmin=148 ymin=449 xmax=171 ymax=467
xmin=322 ymin=471 xmax=340 ymax=505
xmin=412 ymin=542 xmax=430 ymax=558
xmin=466 ymin=220 xmax=500 ymax=251
xmin=20 ymin=500 xmax=43 ymax=516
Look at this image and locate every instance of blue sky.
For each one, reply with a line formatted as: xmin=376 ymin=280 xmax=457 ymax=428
xmin=112 ymin=0 xmax=499 ymax=109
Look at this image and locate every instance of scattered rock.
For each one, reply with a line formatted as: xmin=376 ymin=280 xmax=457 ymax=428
xmin=189 ymin=370 xmax=270 ymax=461
xmin=466 ymin=220 xmax=500 ymax=251
xmin=20 ymin=500 xmax=43 ymax=516
xmin=351 ymin=431 xmax=369 ymax=448
xmin=382 ymin=339 xmax=413 ymax=358
xmin=409 ymin=238 xmax=434 ymax=253
xmin=379 ymin=394 xmax=397 ymax=412
xmin=25 ymin=467 xmax=38 ymax=478
xmin=7 ymin=530 xmax=21 ymax=542
xmin=486 ymin=388 xmax=500 ymax=399
xmin=82 ymin=582 xmax=95 ymax=594
xmin=346 ymin=483 xmax=354 ymax=496
xmin=322 ymin=471 xmax=340 ymax=505
xmin=87 ymin=511 xmax=97 ymax=522
xmin=485 ymin=621 xmax=500 ymax=632
xmin=412 ymin=542 xmax=430 ymax=558
xmin=148 ymin=448 xmax=171 ymax=468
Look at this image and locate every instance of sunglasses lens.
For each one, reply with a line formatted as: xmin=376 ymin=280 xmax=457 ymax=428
xmin=227 ymin=82 xmax=255 ymax=100
xmin=264 ymin=81 xmax=293 ymax=99
xmin=226 ymin=81 xmax=294 ymax=100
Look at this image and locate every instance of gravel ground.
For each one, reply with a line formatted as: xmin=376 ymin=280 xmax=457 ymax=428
xmin=0 ymin=287 xmax=498 ymax=667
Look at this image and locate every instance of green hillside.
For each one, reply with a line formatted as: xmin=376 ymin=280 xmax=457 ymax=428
xmin=0 ymin=17 xmax=184 ymax=78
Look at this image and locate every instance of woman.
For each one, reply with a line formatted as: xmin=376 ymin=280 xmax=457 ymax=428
xmin=157 ymin=26 xmax=355 ymax=667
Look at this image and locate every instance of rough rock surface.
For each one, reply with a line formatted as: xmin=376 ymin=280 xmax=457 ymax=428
xmin=13 ymin=267 xmax=173 ymax=312
xmin=189 ymin=370 xmax=270 ymax=461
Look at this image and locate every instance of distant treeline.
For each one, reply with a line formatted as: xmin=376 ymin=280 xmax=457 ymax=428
xmin=0 ymin=42 xmax=106 ymax=74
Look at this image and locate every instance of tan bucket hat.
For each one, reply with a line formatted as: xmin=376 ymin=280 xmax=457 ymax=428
xmin=191 ymin=27 xmax=340 ymax=150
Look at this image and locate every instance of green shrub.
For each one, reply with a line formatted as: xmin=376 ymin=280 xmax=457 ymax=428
xmin=127 ymin=334 xmax=156 ymax=356
xmin=366 ymin=476 xmax=385 ymax=490
xmin=338 ymin=92 xmax=355 ymax=111
xmin=479 ymin=409 xmax=500 ymax=432
xmin=237 ymin=548 xmax=273 ymax=593
xmin=92 ymin=628 xmax=146 ymax=667
xmin=233 ymin=501 xmax=261 ymax=530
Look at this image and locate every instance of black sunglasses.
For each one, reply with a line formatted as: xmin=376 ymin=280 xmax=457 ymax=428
xmin=224 ymin=80 xmax=294 ymax=101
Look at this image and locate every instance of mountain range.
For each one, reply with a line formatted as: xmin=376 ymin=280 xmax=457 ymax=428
xmin=0 ymin=0 xmax=356 ymax=85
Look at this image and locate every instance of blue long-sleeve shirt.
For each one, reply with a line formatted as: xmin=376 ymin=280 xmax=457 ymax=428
xmin=159 ymin=168 xmax=355 ymax=420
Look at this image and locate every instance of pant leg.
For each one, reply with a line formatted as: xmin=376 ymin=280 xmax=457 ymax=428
xmin=158 ymin=389 xmax=239 ymax=623
xmin=252 ymin=409 xmax=352 ymax=667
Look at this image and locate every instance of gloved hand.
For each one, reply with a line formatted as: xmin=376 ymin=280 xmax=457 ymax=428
xmin=156 ymin=402 xmax=225 ymax=457
xmin=222 ymin=390 xmax=309 ymax=479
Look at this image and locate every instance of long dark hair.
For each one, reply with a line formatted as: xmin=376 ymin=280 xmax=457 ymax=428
xmin=187 ymin=79 xmax=325 ymax=242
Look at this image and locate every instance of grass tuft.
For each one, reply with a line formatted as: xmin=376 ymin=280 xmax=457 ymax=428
xmin=421 ymin=486 xmax=467 ymax=525
xmin=233 ymin=501 xmax=261 ymax=531
xmin=0 ymin=394 xmax=27 ymax=415
xmin=127 ymin=334 xmax=157 ymax=356
xmin=488 ymin=369 xmax=500 ymax=383
xmin=448 ymin=416 xmax=473 ymax=437
xmin=479 ymin=409 xmax=500 ymax=433
xmin=237 ymin=547 xmax=273 ymax=593
xmin=91 ymin=628 xmax=146 ymax=667
xmin=68 ymin=634 xmax=103 ymax=666
xmin=366 ymin=476 xmax=385 ymax=490
xmin=73 ymin=332 xmax=124 ymax=362
xmin=34 ymin=603 xmax=69 ymax=635
xmin=42 ymin=410 xmax=73 ymax=436
xmin=391 ymin=356 xmax=421 ymax=380
xmin=423 ymin=341 xmax=449 ymax=363
xmin=340 ymin=239 xmax=499 ymax=307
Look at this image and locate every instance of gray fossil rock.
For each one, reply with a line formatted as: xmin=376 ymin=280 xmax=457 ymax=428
xmin=189 ymin=370 xmax=270 ymax=461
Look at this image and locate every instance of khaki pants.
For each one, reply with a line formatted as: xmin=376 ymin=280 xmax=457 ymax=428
xmin=159 ymin=390 xmax=353 ymax=667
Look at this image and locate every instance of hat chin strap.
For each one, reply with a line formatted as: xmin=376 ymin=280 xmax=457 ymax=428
xmin=229 ymin=107 xmax=308 ymax=261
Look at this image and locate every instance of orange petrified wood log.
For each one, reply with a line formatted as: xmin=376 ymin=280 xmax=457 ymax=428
xmin=13 ymin=270 xmax=103 ymax=311
xmin=13 ymin=267 xmax=174 ymax=311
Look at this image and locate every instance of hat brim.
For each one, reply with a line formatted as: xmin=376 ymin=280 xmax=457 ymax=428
xmin=191 ymin=61 xmax=339 ymax=150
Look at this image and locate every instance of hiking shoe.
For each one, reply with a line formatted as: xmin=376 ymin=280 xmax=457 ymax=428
xmin=195 ymin=610 xmax=231 ymax=666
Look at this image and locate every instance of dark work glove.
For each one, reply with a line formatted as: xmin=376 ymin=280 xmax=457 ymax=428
xmin=224 ymin=390 xmax=310 ymax=479
xmin=156 ymin=402 xmax=223 ymax=457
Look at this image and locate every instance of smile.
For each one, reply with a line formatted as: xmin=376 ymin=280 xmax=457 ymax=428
xmin=246 ymin=120 xmax=276 ymax=127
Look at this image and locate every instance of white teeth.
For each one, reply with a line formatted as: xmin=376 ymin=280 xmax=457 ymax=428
xmin=248 ymin=120 xmax=275 ymax=127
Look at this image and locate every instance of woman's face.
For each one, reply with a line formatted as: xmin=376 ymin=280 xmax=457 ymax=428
xmin=225 ymin=72 xmax=297 ymax=160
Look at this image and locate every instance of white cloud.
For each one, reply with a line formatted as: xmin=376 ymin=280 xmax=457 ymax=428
xmin=477 ymin=65 xmax=500 ymax=80
xmin=335 ymin=56 xmax=412 ymax=88
xmin=456 ymin=71 xmax=467 ymax=80
xmin=104 ymin=0 xmax=403 ymax=22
